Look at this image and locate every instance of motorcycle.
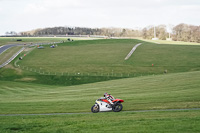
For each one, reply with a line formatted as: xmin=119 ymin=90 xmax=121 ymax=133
xmin=91 ymin=96 xmax=124 ymax=113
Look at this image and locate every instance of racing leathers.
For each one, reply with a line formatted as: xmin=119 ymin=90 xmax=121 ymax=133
xmin=104 ymin=94 xmax=114 ymax=105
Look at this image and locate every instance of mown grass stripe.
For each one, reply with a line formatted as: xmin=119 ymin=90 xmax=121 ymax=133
xmin=0 ymin=108 xmax=200 ymax=116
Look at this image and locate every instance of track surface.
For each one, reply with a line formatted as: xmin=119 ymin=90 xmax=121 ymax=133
xmin=0 ymin=108 xmax=199 ymax=116
xmin=0 ymin=44 xmax=22 ymax=55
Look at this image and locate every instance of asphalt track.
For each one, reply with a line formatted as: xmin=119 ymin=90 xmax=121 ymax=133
xmin=0 ymin=108 xmax=199 ymax=116
xmin=0 ymin=44 xmax=22 ymax=55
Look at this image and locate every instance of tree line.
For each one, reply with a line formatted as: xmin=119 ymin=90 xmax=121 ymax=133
xmin=20 ymin=23 xmax=200 ymax=43
xmin=20 ymin=27 xmax=143 ymax=37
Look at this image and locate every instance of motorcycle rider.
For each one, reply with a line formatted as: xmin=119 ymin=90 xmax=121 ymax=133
xmin=104 ymin=93 xmax=114 ymax=105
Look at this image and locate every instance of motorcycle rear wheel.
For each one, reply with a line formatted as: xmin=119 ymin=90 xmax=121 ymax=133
xmin=112 ymin=103 xmax=123 ymax=112
xmin=91 ymin=105 xmax=99 ymax=113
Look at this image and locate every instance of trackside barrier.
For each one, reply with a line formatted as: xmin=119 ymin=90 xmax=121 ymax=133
xmin=2 ymin=41 xmax=63 ymax=68
xmin=125 ymin=43 xmax=142 ymax=60
xmin=0 ymin=47 xmax=25 ymax=68
xmin=15 ymin=65 xmax=151 ymax=78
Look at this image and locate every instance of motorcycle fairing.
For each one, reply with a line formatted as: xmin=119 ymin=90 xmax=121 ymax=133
xmin=96 ymin=101 xmax=112 ymax=112
xmin=112 ymin=99 xmax=124 ymax=103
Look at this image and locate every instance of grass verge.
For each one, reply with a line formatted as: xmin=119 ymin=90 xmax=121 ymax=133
xmin=0 ymin=110 xmax=199 ymax=133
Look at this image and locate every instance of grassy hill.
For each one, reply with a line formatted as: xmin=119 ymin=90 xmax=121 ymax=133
xmin=1 ymin=38 xmax=200 ymax=86
xmin=17 ymin=39 xmax=200 ymax=74
xmin=0 ymin=38 xmax=200 ymax=132
xmin=0 ymin=70 xmax=200 ymax=132
xmin=0 ymin=70 xmax=199 ymax=114
xmin=1 ymin=39 xmax=197 ymax=86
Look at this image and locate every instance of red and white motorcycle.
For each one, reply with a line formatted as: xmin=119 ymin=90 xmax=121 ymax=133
xmin=91 ymin=95 xmax=124 ymax=113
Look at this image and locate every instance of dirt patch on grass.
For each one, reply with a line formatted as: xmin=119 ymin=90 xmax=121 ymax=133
xmin=23 ymin=47 xmax=34 ymax=52
xmin=15 ymin=77 xmax=36 ymax=81
xmin=5 ymin=64 xmax=22 ymax=75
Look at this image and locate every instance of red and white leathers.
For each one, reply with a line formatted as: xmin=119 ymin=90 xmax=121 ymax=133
xmin=104 ymin=94 xmax=115 ymax=105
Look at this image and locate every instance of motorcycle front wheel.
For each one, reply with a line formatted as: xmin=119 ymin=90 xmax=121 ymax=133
xmin=112 ymin=103 xmax=123 ymax=112
xmin=91 ymin=105 xmax=99 ymax=113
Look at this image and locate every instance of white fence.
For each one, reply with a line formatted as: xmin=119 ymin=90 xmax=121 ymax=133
xmin=16 ymin=65 xmax=145 ymax=77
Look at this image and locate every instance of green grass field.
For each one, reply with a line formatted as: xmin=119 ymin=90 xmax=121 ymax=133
xmin=0 ymin=71 xmax=200 ymax=114
xmin=0 ymin=71 xmax=200 ymax=132
xmin=4 ymin=39 xmax=198 ymax=86
xmin=0 ymin=38 xmax=200 ymax=132
xmin=136 ymin=37 xmax=200 ymax=45
xmin=17 ymin=39 xmax=200 ymax=74
xmin=0 ymin=110 xmax=199 ymax=133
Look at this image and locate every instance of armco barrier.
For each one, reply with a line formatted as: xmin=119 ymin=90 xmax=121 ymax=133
xmin=0 ymin=41 xmax=62 ymax=68
xmin=0 ymin=47 xmax=25 ymax=68
xmin=124 ymin=43 xmax=142 ymax=60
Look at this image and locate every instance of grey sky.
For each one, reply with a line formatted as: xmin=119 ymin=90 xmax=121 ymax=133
xmin=0 ymin=0 xmax=200 ymax=35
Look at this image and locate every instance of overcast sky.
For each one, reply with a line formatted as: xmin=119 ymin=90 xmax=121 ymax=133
xmin=0 ymin=0 xmax=200 ymax=35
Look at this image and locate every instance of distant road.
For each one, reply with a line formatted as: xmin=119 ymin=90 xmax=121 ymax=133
xmin=0 ymin=44 xmax=22 ymax=55
xmin=0 ymin=44 xmax=25 ymax=68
